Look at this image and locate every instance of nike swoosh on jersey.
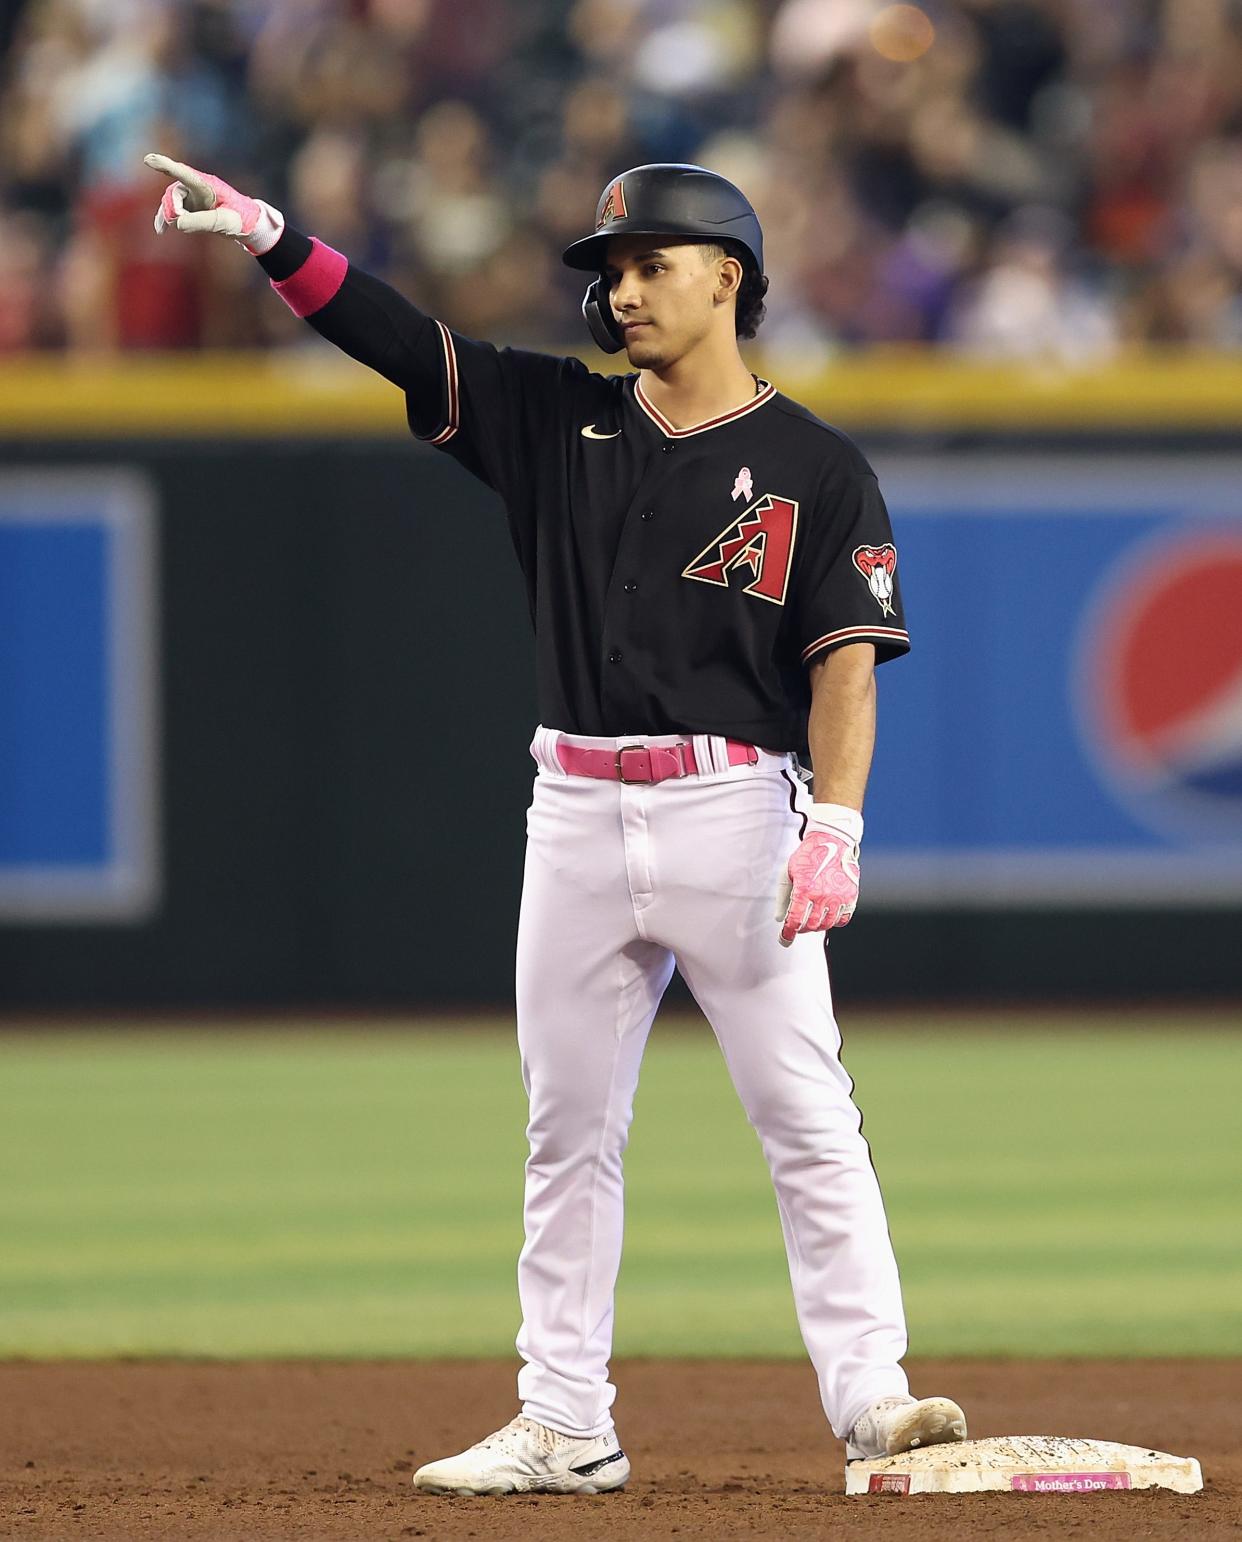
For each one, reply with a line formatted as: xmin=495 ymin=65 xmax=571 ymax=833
xmin=581 ymin=424 xmax=622 ymax=439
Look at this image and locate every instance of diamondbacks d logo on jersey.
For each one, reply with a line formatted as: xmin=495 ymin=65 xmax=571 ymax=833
xmin=852 ymin=543 xmax=897 ymax=616
xmin=682 ymin=495 xmax=800 ymax=606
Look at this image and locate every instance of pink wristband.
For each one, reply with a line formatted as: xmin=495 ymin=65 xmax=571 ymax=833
xmin=271 ymin=238 xmax=348 ymax=318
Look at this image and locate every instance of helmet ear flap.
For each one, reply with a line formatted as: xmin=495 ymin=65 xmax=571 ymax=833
xmin=582 ymin=277 xmax=624 ymax=354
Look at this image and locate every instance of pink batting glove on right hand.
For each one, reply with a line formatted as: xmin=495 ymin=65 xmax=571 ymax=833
xmin=777 ymin=804 xmax=863 ymax=947
xmin=144 ymin=152 xmax=284 ymax=255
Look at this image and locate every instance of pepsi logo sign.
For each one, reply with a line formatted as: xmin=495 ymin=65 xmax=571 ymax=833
xmin=1076 ymin=527 xmax=1242 ymax=839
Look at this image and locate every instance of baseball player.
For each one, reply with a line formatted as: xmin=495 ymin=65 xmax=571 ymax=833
xmin=146 ymin=152 xmax=967 ymax=1493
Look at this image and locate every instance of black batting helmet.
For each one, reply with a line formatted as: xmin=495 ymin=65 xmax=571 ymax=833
xmin=562 ymin=163 xmax=765 ymax=353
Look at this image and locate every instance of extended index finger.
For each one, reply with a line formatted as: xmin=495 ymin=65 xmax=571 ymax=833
xmin=143 ymin=153 xmax=214 ymax=206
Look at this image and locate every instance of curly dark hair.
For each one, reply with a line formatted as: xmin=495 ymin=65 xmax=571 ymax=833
xmin=701 ymin=239 xmax=769 ymax=340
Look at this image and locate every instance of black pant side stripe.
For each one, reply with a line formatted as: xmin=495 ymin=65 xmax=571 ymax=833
xmin=780 ymin=767 xmax=808 ymax=839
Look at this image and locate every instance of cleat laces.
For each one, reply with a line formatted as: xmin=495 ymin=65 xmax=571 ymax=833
xmin=472 ymin=1416 xmax=579 ymax=1461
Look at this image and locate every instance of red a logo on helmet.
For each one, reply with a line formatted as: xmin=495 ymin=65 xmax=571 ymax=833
xmin=596 ymin=179 xmax=628 ymax=229
xmin=682 ymin=495 xmax=800 ymax=605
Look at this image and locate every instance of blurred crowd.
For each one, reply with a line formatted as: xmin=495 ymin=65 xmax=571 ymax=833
xmin=3 ymin=0 xmax=1242 ymax=359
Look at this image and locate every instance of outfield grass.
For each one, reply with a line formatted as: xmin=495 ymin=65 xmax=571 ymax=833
xmin=1 ymin=1014 xmax=1239 ymax=1359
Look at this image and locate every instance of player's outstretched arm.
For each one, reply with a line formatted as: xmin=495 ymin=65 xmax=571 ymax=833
xmin=145 ymin=152 xmax=443 ymax=396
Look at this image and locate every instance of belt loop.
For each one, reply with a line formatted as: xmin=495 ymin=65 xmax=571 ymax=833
xmin=691 ymin=733 xmax=719 ymax=776
xmin=530 ymin=724 xmax=569 ymax=776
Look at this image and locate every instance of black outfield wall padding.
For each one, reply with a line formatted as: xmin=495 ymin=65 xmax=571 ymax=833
xmin=0 ymin=435 xmax=1237 ymax=1008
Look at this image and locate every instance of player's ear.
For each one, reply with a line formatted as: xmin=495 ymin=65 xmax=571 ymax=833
xmin=713 ymin=253 xmax=743 ymax=304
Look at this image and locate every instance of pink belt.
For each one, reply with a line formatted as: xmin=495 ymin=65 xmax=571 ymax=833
xmin=556 ymin=737 xmax=759 ymax=784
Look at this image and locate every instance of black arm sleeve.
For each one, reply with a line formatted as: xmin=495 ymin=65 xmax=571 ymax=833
xmin=256 ymin=226 xmax=313 ymax=281
xmin=257 ymin=225 xmax=592 ymax=507
xmin=256 ymin=224 xmax=441 ymax=396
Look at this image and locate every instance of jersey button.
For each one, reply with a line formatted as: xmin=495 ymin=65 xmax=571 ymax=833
xmin=623 ymin=582 xmax=637 ymax=593
xmin=641 ymin=510 xmax=654 ymax=521
xmin=661 ymin=442 xmax=675 ymax=453
xmin=608 ymin=650 xmax=623 ymax=663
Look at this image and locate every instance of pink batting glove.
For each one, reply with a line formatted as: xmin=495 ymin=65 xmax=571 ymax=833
xmin=777 ymin=804 xmax=863 ymax=946
xmin=144 ymin=152 xmax=284 ymax=255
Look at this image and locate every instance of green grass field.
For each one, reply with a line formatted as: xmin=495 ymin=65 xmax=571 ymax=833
xmin=1 ymin=1014 xmax=1239 ymax=1359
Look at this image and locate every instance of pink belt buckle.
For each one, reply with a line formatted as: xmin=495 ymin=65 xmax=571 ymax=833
xmin=615 ymin=744 xmax=651 ymax=783
xmin=616 ymin=743 xmax=692 ymax=782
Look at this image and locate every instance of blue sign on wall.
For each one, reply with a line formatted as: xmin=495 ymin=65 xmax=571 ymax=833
xmin=863 ymin=454 xmax=1242 ymax=906
xmin=0 ymin=471 xmax=160 ymax=921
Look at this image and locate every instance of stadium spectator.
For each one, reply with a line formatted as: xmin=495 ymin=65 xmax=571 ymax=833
xmin=2 ymin=0 xmax=1242 ymax=355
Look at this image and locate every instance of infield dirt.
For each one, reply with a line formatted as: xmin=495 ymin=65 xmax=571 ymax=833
xmin=1 ymin=1358 xmax=1236 ymax=1540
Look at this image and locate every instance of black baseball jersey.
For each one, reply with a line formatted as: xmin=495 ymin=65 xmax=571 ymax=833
xmin=261 ymin=230 xmax=909 ymax=750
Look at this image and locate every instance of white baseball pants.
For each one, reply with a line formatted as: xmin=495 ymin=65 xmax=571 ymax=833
xmin=514 ymin=726 xmax=909 ymax=1442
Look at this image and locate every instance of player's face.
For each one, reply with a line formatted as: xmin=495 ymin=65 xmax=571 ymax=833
xmin=603 ymin=237 xmax=731 ymax=367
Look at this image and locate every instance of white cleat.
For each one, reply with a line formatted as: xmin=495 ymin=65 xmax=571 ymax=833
xmin=846 ymin=1395 xmax=968 ymax=1463
xmin=412 ymin=1415 xmax=630 ymax=1496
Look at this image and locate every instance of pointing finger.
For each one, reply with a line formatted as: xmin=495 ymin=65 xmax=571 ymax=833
xmin=144 ymin=152 xmax=189 ymax=182
xmin=143 ymin=153 xmax=216 ymax=211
